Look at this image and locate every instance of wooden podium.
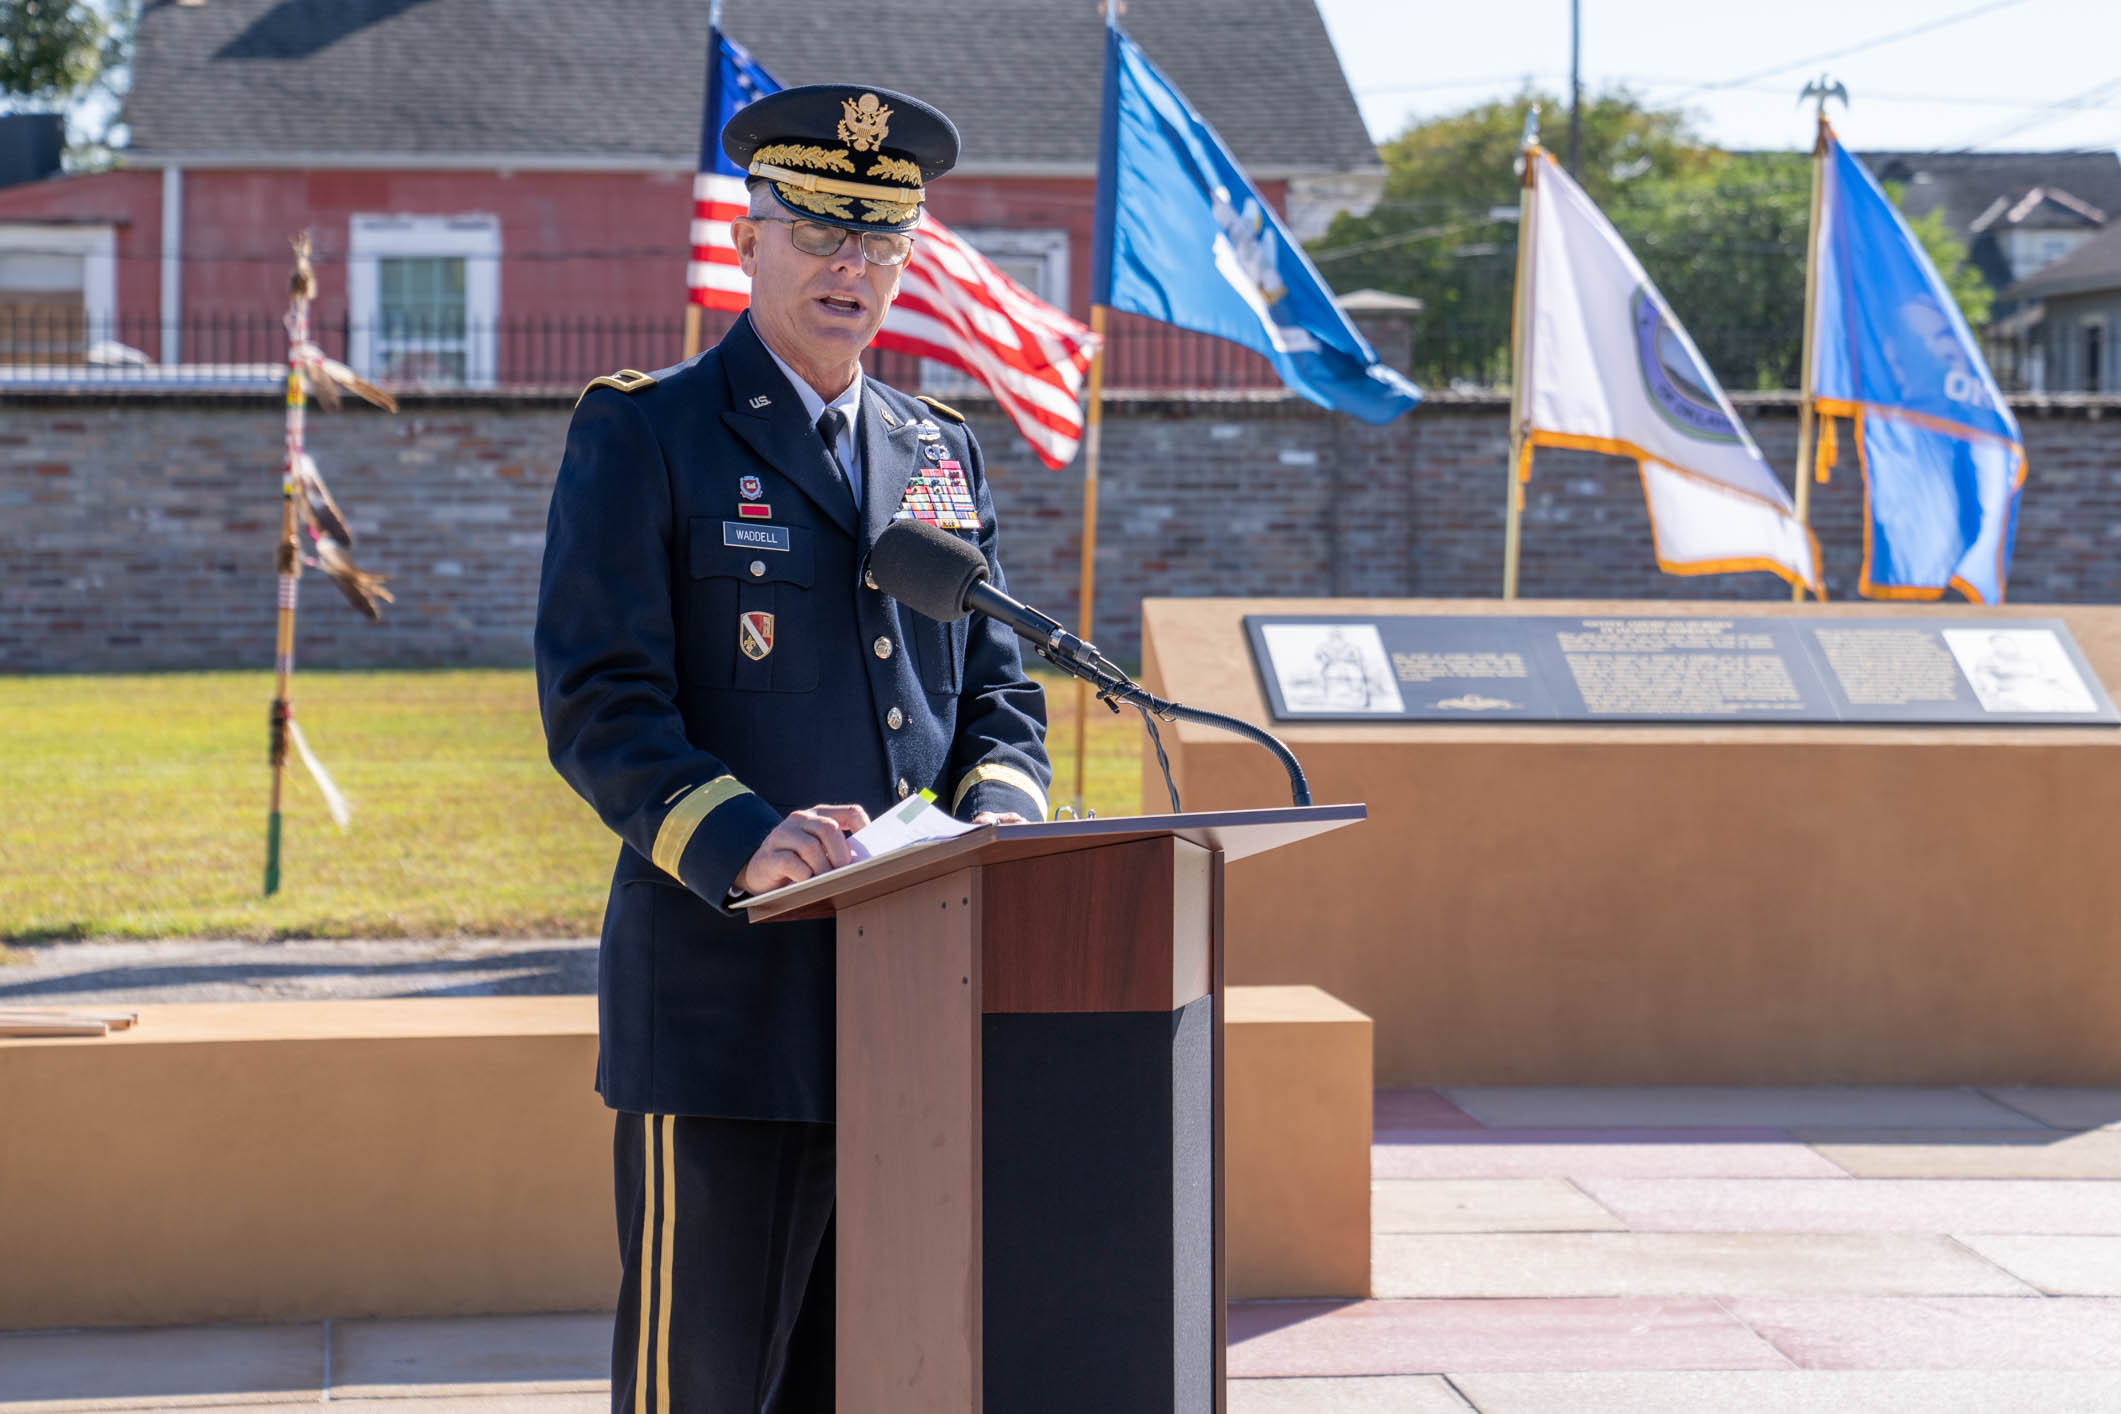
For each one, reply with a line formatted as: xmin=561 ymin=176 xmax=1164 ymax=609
xmin=745 ymin=804 xmax=1364 ymax=1414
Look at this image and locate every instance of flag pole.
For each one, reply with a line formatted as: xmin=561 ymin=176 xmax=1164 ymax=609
xmin=1069 ymin=304 xmax=1107 ymax=818
xmin=265 ymin=233 xmax=313 ymax=896
xmin=1790 ymin=84 xmax=1835 ymax=601
xmin=683 ymin=0 xmax=727 ymax=362
xmin=1502 ymin=114 xmax=1541 ymax=600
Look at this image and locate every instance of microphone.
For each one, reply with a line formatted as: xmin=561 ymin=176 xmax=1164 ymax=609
xmin=868 ymin=519 xmax=1092 ymax=662
xmin=865 ymin=517 xmax=1313 ymax=807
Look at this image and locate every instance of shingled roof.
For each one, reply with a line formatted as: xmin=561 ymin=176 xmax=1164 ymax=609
xmin=1861 ymin=150 xmax=2121 ymax=242
xmin=2006 ymin=219 xmax=2121 ymax=301
xmin=123 ymin=0 xmax=1379 ymax=175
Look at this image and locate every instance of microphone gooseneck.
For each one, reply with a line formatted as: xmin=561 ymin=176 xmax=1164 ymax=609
xmin=866 ymin=520 xmax=1313 ymax=808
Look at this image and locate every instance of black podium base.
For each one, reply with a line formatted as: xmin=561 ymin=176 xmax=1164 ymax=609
xmin=981 ymin=996 xmax=1215 ymax=1413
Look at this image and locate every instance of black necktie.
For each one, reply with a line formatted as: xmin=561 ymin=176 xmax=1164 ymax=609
xmin=816 ymin=408 xmax=856 ymax=512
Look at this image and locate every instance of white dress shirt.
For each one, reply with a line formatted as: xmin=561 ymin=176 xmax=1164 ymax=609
xmin=760 ymin=340 xmax=865 ymax=505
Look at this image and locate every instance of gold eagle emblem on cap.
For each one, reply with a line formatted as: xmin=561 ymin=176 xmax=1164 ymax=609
xmin=838 ymin=93 xmax=893 ymax=152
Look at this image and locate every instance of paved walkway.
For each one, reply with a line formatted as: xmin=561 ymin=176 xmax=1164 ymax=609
xmin=0 ymin=939 xmax=597 ymax=1006
xmin=4 ymin=1085 xmax=2119 ymax=1411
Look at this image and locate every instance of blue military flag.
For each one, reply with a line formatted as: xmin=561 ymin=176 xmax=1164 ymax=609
xmin=1811 ymin=129 xmax=2025 ymax=602
xmin=1092 ymin=22 xmax=1420 ymax=423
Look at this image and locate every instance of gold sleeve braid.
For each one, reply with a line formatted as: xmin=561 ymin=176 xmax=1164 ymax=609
xmin=652 ymin=776 xmax=756 ymax=879
xmin=951 ymin=763 xmax=1050 ymax=822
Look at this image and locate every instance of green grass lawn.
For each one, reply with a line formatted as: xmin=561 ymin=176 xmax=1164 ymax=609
xmin=0 ymin=668 xmax=1141 ymax=942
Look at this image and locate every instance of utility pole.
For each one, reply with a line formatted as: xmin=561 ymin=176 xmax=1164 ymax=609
xmin=1567 ymin=0 xmax=1583 ymax=176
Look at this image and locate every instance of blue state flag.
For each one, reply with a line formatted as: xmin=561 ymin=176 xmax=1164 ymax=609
xmin=1092 ymin=23 xmax=1420 ymax=424
xmin=1812 ymin=130 xmax=2025 ymax=602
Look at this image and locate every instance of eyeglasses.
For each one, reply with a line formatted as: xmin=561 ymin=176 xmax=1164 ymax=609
xmin=747 ymin=216 xmax=916 ymax=267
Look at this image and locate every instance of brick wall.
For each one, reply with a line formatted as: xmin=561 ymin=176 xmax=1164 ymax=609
xmin=5 ymin=389 xmax=2119 ymax=673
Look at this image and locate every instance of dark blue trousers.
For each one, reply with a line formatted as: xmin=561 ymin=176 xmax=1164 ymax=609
xmin=611 ymin=1112 xmax=835 ymax=1413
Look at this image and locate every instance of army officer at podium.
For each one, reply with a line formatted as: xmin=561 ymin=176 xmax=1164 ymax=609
xmin=535 ymin=83 xmax=1051 ymax=1413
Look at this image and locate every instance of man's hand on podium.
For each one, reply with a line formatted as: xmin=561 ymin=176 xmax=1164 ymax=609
xmin=970 ymin=811 xmax=1028 ymax=826
xmin=737 ymin=805 xmax=872 ymax=895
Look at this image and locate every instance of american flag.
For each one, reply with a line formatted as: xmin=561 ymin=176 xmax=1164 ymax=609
xmin=686 ymin=33 xmax=1099 ymax=470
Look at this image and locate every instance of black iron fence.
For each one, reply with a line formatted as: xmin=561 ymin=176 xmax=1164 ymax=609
xmin=0 ymin=307 xmax=1285 ymax=394
xmin=0 ymin=305 xmax=2055 ymax=396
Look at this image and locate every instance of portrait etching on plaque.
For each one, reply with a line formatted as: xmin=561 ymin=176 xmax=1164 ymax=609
xmin=1259 ymin=623 xmax=1406 ymax=714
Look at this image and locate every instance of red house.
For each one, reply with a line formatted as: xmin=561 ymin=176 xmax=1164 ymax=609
xmin=0 ymin=0 xmax=1380 ymax=389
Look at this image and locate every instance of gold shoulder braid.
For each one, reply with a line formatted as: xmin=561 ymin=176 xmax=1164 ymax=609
xmin=577 ymin=368 xmax=657 ymax=407
xmin=916 ymin=394 xmax=965 ymax=423
xmin=753 ymin=143 xmax=854 ymax=175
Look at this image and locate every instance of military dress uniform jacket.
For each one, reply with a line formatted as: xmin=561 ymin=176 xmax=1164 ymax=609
xmin=536 ymin=312 xmax=1051 ymax=1122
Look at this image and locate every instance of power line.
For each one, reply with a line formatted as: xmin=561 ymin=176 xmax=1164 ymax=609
xmin=1937 ymin=74 xmax=2121 ymax=152
xmin=1358 ymin=74 xmax=1563 ymax=97
xmin=1619 ymin=76 xmax=2121 ymax=113
xmin=1309 ymin=217 xmax=1498 ymax=263
xmin=1667 ymin=0 xmax=2031 ymax=101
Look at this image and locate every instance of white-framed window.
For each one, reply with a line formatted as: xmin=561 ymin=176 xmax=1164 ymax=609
xmin=0 ymin=223 xmax=116 ymax=364
xmin=2082 ymin=315 xmax=2107 ymax=393
xmin=957 ymin=228 xmax=1069 ymax=309
xmin=920 ymin=228 xmax=1069 ymax=392
xmin=347 ymin=214 xmax=500 ymax=387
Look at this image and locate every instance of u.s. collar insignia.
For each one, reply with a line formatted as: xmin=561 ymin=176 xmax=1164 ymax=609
xmin=739 ymin=611 xmax=775 ymax=661
xmin=838 ymin=93 xmax=893 ymax=152
xmin=749 ymin=395 xmax=772 ymax=409
xmin=740 ymin=475 xmax=763 ymax=500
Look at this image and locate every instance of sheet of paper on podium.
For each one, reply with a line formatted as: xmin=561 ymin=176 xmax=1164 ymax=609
xmin=847 ymin=791 xmax=977 ymax=862
xmin=733 ymin=792 xmax=978 ymax=913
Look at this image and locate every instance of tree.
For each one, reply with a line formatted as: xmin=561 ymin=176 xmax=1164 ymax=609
xmin=0 ymin=0 xmax=106 ymax=104
xmin=1313 ymin=90 xmax=1994 ymax=391
xmin=1610 ymin=151 xmax=1811 ymax=390
xmin=1312 ymin=87 xmax=1715 ymax=386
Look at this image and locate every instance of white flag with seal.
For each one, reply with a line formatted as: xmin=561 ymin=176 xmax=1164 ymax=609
xmin=1521 ymin=151 xmax=1820 ymax=591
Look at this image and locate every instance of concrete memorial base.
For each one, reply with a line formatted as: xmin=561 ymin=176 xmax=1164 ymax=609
xmin=0 ymin=989 xmax=1371 ymax=1330
xmin=1141 ymin=598 xmax=2121 ymax=1089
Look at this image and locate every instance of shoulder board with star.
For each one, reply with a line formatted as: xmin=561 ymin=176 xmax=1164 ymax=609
xmin=915 ymin=394 xmax=965 ymax=424
xmin=576 ymin=368 xmax=657 ymax=407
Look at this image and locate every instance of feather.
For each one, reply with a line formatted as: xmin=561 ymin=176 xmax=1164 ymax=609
xmin=289 ymin=231 xmax=317 ymax=303
xmin=286 ymin=717 xmax=351 ymax=829
xmin=291 ymin=453 xmax=355 ymax=548
xmin=310 ymin=533 xmax=395 ymax=621
xmin=291 ymin=341 xmax=399 ymax=413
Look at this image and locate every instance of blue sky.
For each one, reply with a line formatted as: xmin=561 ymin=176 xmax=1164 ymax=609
xmin=1314 ymin=0 xmax=2121 ymax=155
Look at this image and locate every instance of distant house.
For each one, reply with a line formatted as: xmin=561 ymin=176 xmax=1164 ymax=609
xmin=1862 ymin=150 xmax=2121 ymax=299
xmin=0 ymin=0 xmax=1381 ymax=388
xmin=2002 ymin=222 xmax=2121 ymax=392
xmin=1855 ymin=150 xmax=2121 ymax=391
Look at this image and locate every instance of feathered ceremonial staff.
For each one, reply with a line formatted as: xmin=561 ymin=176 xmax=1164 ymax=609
xmin=264 ymin=232 xmax=399 ymax=896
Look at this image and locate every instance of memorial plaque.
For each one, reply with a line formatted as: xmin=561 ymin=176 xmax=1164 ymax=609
xmin=1245 ymin=614 xmax=2120 ymax=726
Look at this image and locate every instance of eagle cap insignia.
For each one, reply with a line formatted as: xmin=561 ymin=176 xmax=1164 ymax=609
xmin=838 ymin=93 xmax=893 ymax=153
